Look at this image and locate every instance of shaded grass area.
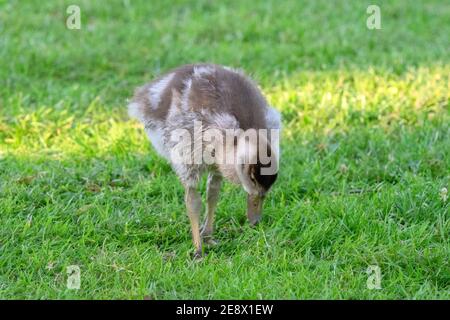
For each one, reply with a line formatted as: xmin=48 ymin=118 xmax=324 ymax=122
xmin=0 ymin=0 xmax=449 ymax=298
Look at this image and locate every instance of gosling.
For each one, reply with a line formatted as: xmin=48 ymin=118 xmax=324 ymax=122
xmin=128 ymin=64 xmax=281 ymax=257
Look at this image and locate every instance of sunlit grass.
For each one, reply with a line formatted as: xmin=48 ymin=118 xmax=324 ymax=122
xmin=0 ymin=0 xmax=449 ymax=299
xmin=2 ymin=67 xmax=448 ymax=156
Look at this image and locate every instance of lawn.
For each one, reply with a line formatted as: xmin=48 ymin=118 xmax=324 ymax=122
xmin=0 ymin=0 xmax=449 ymax=299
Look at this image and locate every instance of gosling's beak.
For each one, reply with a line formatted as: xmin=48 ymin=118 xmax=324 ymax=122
xmin=247 ymin=193 xmax=264 ymax=226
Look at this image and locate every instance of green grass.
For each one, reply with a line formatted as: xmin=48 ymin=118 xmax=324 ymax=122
xmin=0 ymin=0 xmax=449 ymax=299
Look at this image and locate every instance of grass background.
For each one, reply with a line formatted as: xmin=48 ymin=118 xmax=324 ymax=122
xmin=0 ymin=0 xmax=449 ymax=299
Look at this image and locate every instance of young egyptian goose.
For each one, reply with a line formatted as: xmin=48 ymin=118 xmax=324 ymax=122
xmin=128 ymin=63 xmax=281 ymax=257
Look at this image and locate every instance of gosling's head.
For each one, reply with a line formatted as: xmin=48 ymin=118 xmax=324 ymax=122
xmin=218 ymin=131 xmax=279 ymax=225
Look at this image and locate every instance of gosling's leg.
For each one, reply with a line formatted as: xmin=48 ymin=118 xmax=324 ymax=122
xmin=201 ymin=173 xmax=222 ymax=244
xmin=185 ymin=186 xmax=203 ymax=258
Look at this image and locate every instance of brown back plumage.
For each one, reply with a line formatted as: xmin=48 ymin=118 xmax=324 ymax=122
xmin=130 ymin=63 xmax=269 ymax=130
